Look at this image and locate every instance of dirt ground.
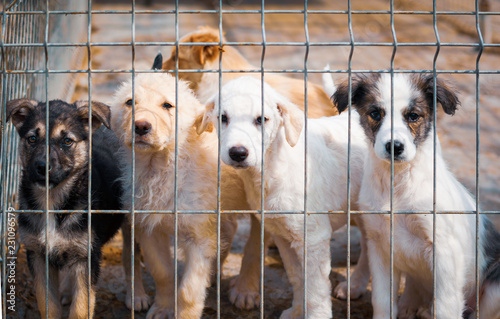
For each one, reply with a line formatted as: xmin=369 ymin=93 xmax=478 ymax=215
xmin=8 ymin=0 xmax=500 ymax=318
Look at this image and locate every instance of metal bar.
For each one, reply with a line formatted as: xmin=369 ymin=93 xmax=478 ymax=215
xmin=474 ymin=0 xmax=484 ymax=317
xmin=43 ymin=0 xmax=50 ymax=317
xmin=431 ymin=0 xmax=441 ymax=316
xmin=0 ymin=0 xmax=7 ymax=317
xmin=259 ymin=0 xmax=266 ymax=318
xmin=303 ymin=0 xmax=309 ymax=316
xmin=173 ymin=0 xmax=179 ymax=317
xmin=216 ymin=1 xmax=223 ymax=317
xmin=86 ymin=0 xmax=93 ymax=316
xmin=130 ymin=0 xmax=137 ymax=317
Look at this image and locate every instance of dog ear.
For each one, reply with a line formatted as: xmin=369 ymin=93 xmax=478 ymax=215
xmin=75 ymin=101 xmax=111 ymax=132
xmin=332 ymin=75 xmax=370 ymax=114
xmin=190 ymin=32 xmax=221 ymax=66
xmin=195 ymin=102 xmax=215 ymax=135
xmin=152 ymin=52 xmax=163 ymax=70
xmin=277 ymin=100 xmax=304 ymax=147
xmin=6 ymin=99 xmax=39 ymax=131
xmin=421 ymin=75 xmax=460 ymax=115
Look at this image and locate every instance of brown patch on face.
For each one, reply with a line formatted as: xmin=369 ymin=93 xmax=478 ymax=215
xmin=403 ymin=96 xmax=433 ymax=147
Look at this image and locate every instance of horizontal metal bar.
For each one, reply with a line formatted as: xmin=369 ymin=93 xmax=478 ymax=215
xmin=4 ymin=10 xmax=499 ymax=16
xmin=3 ymin=69 xmax=500 ymax=75
xmin=2 ymin=41 xmax=499 ymax=48
xmin=5 ymin=209 xmax=500 ymax=214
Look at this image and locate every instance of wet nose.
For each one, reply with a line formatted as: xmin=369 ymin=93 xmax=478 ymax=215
xmin=229 ymin=146 xmax=249 ymax=162
xmin=385 ymin=140 xmax=405 ymax=157
xmin=36 ymin=160 xmax=52 ymax=175
xmin=135 ymin=121 xmax=152 ymax=136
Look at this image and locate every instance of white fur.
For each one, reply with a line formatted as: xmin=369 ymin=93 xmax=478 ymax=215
xmin=201 ymin=76 xmax=369 ymax=318
xmin=357 ymin=74 xmax=498 ymax=319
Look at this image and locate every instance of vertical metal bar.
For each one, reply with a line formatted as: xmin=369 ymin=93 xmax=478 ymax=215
xmin=173 ymin=0 xmax=179 ymax=317
xmin=130 ymin=1 xmax=136 ymax=318
xmin=86 ymin=0 xmax=93 ymax=317
xmin=0 ymin=1 xmax=7 ymax=317
xmin=389 ymin=0 xmax=397 ymax=317
xmin=474 ymin=0 xmax=484 ymax=317
xmin=303 ymin=0 xmax=309 ymax=317
xmin=44 ymin=0 xmax=50 ymax=317
xmin=259 ymin=0 xmax=266 ymax=318
xmin=431 ymin=0 xmax=440 ymax=317
xmin=216 ymin=0 xmax=223 ymax=317
xmin=346 ymin=0 xmax=354 ymax=316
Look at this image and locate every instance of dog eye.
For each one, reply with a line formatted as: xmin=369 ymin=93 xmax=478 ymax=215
xmin=220 ymin=114 xmax=228 ymax=124
xmin=27 ymin=136 xmax=37 ymax=144
xmin=369 ymin=110 xmax=381 ymax=121
xmin=255 ymin=116 xmax=269 ymax=125
xmin=125 ymin=99 xmax=133 ymax=106
xmin=408 ymin=112 xmax=420 ymax=123
xmin=63 ymin=138 xmax=74 ymax=146
xmin=162 ymin=102 xmax=173 ymax=110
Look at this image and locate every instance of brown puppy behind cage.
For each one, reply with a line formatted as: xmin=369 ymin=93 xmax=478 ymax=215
xmin=6 ymin=99 xmax=125 ymax=319
xmin=109 ymin=53 xmax=252 ymax=319
xmin=162 ymin=26 xmax=337 ymax=117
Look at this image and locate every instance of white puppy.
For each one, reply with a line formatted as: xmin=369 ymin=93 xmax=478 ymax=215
xmin=110 ymin=55 xmax=249 ymax=319
xmin=197 ymin=76 xmax=369 ymax=318
xmin=333 ymin=73 xmax=500 ymax=319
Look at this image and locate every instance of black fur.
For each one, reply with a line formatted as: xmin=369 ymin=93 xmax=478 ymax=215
xmin=7 ymin=99 xmax=124 ymax=312
xmin=152 ymin=52 xmax=163 ymax=70
xmin=483 ymin=218 xmax=500 ymax=284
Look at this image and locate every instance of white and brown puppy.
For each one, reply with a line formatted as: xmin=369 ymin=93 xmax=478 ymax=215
xmin=110 ymin=55 xmax=249 ymax=319
xmin=197 ymin=76 xmax=369 ymax=318
xmin=334 ymin=73 xmax=500 ymax=319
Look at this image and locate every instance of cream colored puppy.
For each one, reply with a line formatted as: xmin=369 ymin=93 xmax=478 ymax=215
xmin=110 ymin=54 xmax=249 ymax=319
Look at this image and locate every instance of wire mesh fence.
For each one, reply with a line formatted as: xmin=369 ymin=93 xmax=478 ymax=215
xmin=1 ymin=0 xmax=499 ymax=318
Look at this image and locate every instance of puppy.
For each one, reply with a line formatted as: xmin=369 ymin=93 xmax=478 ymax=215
xmin=197 ymin=76 xmax=369 ymax=318
xmin=162 ymin=26 xmax=337 ymax=117
xmin=7 ymin=99 xmax=124 ymax=319
xmin=334 ymin=73 xmax=500 ymax=319
xmin=110 ymin=54 xmax=249 ymax=319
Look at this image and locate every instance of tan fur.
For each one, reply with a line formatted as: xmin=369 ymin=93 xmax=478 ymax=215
xmin=163 ymin=26 xmax=338 ymax=118
xmin=69 ymin=263 xmax=95 ymax=319
xmin=110 ymin=73 xmax=249 ymax=318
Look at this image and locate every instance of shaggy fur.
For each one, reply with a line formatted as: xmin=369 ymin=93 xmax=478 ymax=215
xmin=197 ymin=76 xmax=370 ymax=318
xmin=7 ymin=99 xmax=124 ymax=319
xmin=334 ymin=73 xmax=500 ymax=319
xmin=110 ymin=63 xmax=249 ymax=319
xmin=162 ymin=26 xmax=337 ymax=117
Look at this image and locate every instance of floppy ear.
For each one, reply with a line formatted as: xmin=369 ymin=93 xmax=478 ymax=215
xmin=6 ymin=99 xmax=39 ymax=131
xmin=277 ymin=100 xmax=304 ymax=147
xmin=421 ymin=75 xmax=460 ymax=115
xmin=152 ymin=52 xmax=163 ymax=70
xmin=195 ymin=102 xmax=215 ymax=135
xmin=190 ymin=32 xmax=221 ymax=66
xmin=75 ymin=101 xmax=111 ymax=132
xmin=332 ymin=75 xmax=370 ymax=114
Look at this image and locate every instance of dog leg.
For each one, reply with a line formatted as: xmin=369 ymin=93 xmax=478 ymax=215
xmin=142 ymin=229 xmax=175 ymax=319
xmin=28 ymin=250 xmax=62 ymax=319
xmin=229 ymin=215 xmax=271 ymax=309
xmin=367 ymin=238 xmax=401 ymax=319
xmin=334 ymin=222 xmax=370 ymax=300
xmin=177 ymin=236 xmax=216 ymax=319
xmin=122 ymin=221 xmax=150 ymax=311
xmin=68 ymin=261 xmax=96 ymax=319
xmin=273 ymin=220 xmax=333 ymax=319
xmin=211 ymin=215 xmax=238 ymax=285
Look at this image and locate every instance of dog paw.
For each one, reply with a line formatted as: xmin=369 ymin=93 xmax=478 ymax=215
xmin=229 ymin=276 xmax=260 ymax=309
xmin=126 ymin=290 xmax=151 ymax=312
xmin=415 ymin=306 xmax=432 ymax=319
xmin=279 ymin=306 xmax=302 ymax=319
xmin=333 ymin=281 xmax=365 ymax=300
xmin=145 ymin=303 xmax=174 ymax=319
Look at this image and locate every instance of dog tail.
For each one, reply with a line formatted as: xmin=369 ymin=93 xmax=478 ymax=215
xmin=322 ymin=64 xmax=336 ymax=98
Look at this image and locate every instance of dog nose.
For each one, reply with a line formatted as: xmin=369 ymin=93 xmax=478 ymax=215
xmin=385 ymin=141 xmax=405 ymax=157
xmin=36 ymin=161 xmax=52 ymax=175
xmin=229 ymin=146 xmax=248 ymax=162
xmin=135 ymin=121 xmax=152 ymax=136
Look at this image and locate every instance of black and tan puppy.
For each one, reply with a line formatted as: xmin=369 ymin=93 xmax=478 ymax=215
xmin=7 ymin=99 xmax=124 ymax=319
